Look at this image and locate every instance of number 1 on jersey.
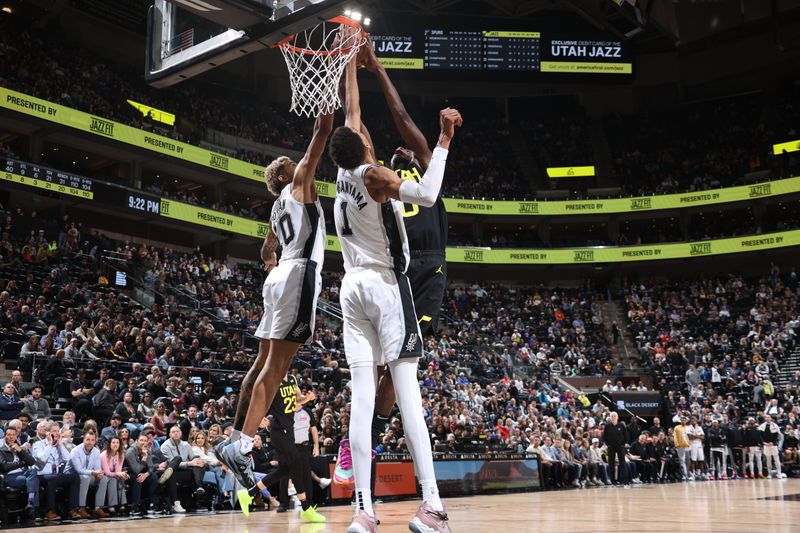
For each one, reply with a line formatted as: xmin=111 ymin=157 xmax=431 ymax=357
xmin=340 ymin=202 xmax=353 ymax=236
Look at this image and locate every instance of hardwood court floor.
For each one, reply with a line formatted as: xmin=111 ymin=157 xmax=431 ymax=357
xmin=17 ymin=479 xmax=800 ymax=532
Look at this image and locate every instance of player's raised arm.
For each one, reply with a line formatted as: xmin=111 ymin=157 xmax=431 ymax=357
xmin=364 ymin=108 xmax=462 ymax=207
xmin=343 ymin=48 xmax=362 ymax=131
xmin=362 ymin=37 xmax=432 ymax=169
xmin=292 ymin=112 xmax=333 ymax=202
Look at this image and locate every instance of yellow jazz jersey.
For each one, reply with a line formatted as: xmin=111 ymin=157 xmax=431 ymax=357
xmin=268 ymin=375 xmax=299 ymax=429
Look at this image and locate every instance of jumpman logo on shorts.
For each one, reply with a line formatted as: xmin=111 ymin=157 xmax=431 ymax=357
xmin=435 ymin=265 xmax=444 ymax=275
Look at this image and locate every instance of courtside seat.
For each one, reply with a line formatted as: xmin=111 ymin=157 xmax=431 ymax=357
xmin=0 ymin=474 xmax=29 ymax=527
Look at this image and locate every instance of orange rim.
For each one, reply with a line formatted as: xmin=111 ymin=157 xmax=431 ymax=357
xmin=274 ymin=15 xmax=365 ymax=55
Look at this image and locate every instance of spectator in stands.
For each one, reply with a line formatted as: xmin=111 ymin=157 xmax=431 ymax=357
xmin=588 ymin=437 xmax=609 ymax=484
xmin=21 ymin=384 xmax=51 ymax=421
xmin=38 ymin=349 xmax=68 ymax=392
xmin=15 ymin=413 xmax=33 ymax=444
xmin=61 ymin=411 xmax=82 ymax=442
xmin=150 ymin=400 xmax=172 ymax=438
xmin=32 ymin=421 xmax=79 ymax=521
xmin=0 ymin=382 xmax=25 ymax=422
xmin=109 ymin=340 xmax=129 ymax=361
xmin=529 ymin=436 xmax=561 ymax=489
xmin=180 ymin=404 xmax=201 ymax=441
xmin=70 ymin=369 xmax=95 ymax=423
xmin=64 ymin=337 xmax=81 ymax=362
xmin=92 ymin=378 xmax=119 ymax=426
xmin=160 ymin=425 xmax=205 ymax=511
xmin=10 ymin=370 xmax=23 ymax=396
xmin=190 ymin=430 xmax=229 ymax=502
xmin=18 ymin=334 xmax=40 ymax=368
xmin=67 ymin=431 xmax=111 ymax=518
xmin=30 ymin=420 xmax=49 ymax=445
xmin=0 ymin=425 xmax=39 ymax=519
xmin=92 ymin=368 xmax=111 ymax=393
xmin=79 ymin=338 xmax=99 ymax=361
xmin=125 ymin=432 xmax=160 ymax=515
xmin=99 ymin=435 xmax=129 ymax=514
xmin=40 ymin=326 xmax=61 ymax=351
xmin=138 ymin=394 xmax=156 ymax=424
xmin=100 ymin=414 xmax=122 ymax=445
xmin=115 ymin=391 xmax=143 ymax=434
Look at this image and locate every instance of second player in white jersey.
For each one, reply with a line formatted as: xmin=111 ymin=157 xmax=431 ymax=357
xmin=271 ymin=184 xmax=325 ymax=266
xmin=255 ymin=183 xmax=325 ymax=344
xmin=220 ymin=114 xmax=335 ymax=523
xmin=329 ymin=54 xmax=462 ymax=533
xmin=334 ymin=164 xmax=409 ymax=272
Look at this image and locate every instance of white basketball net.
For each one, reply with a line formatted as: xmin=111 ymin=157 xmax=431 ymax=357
xmin=277 ymin=18 xmax=366 ymax=118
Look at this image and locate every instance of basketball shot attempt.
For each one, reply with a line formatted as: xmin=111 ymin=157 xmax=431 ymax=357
xmin=362 ymin=34 xmax=451 ymax=461
xmin=213 ymin=15 xmax=368 ymax=524
xmin=216 ymin=110 xmax=331 ymax=524
xmin=329 ymin=50 xmax=462 ymax=533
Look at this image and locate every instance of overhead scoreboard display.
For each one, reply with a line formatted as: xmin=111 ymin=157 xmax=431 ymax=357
xmin=2 ymin=159 xmax=94 ymax=200
xmin=423 ymin=30 xmax=541 ymax=71
xmin=372 ymin=27 xmax=632 ymax=76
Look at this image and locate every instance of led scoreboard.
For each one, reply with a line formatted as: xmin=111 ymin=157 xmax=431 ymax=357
xmin=370 ymin=24 xmax=632 ymax=77
xmin=423 ymin=30 xmax=541 ymax=71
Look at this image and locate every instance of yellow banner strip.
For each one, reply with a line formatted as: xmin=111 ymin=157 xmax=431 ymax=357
xmin=773 ymin=139 xmax=800 ymax=155
xmin=377 ymin=57 xmax=425 ymax=70
xmin=318 ymin=177 xmax=800 ymax=216
xmin=126 ymin=99 xmax=176 ymax=127
xmin=5 ymin=167 xmax=797 ymax=264
xmin=440 ymin=230 xmax=800 ymax=264
xmin=0 ymin=87 xmax=265 ymax=182
xmin=540 ymin=61 xmax=632 ymax=74
xmin=546 ymin=166 xmax=596 ymax=178
xmin=4 ymin=87 xmax=798 ymax=218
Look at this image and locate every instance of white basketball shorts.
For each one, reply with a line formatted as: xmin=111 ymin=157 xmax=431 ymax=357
xmin=340 ymin=266 xmax=422 ymax=366
xmin=255 ymin=258 xmax=321 ymax=344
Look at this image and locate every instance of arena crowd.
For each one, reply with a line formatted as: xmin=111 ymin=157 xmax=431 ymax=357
xmin=0 ymin=208 xmax=797 ymax=524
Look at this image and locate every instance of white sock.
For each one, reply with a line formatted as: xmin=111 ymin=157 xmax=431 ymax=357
xmin=230 ymin=429 xmax=241 ymax=442
xmin=420 ymin=479 xmax=443 ymax=512
xmin=389 ymin=359 xmax=444 ymax=513
xmin=350 ymin=363 xmax=378 ymax=517
xmin=239 ymin=433 xmax=254 ymax=454
xmin=356 ymin=488 xmax=374 ymax=516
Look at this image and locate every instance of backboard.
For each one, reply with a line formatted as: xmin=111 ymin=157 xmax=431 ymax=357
xmin=145 ymin=0 xmax=350 ymax=88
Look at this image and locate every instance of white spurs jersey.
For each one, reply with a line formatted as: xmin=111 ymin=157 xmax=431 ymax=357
xmin=334 ymin=164 xmax=410 ymax=272
xmin=270 ymin=185 xmax=325 ymax=265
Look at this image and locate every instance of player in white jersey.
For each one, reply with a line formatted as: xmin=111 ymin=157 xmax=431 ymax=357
xmin=329 ymin=56 xmax=461 ymax=533
xmin=217 ymin=113 xmax=331 ymax=524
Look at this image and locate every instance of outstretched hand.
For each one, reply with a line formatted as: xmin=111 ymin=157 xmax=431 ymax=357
xmin=358 ymin=35 xmax=381 ymax=72
xmin=439 ymin=107 xmax=463 ymax=143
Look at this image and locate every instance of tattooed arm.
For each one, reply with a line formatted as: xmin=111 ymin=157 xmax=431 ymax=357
xmin=261 ymin=229 xmax=279 ymax=272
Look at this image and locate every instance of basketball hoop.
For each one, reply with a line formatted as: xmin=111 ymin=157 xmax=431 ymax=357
xmin=274 ymin=16 xmax=366 ymax=118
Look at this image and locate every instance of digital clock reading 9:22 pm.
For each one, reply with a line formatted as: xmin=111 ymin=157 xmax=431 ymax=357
xmin=127 ymin=194 xmax=161 ymax=214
